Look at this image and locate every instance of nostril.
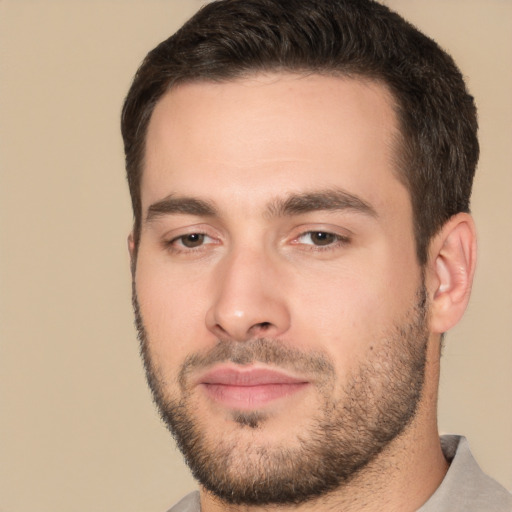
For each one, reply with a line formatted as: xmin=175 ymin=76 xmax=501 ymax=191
xmin=246 ymin=321 xmax=273 ymax=339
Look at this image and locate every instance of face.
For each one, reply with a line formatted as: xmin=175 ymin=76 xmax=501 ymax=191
xmin=133 ymin=73 xmax=429 ymax=505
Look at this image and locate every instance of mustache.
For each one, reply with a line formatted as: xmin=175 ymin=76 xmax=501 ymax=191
xmin=178 ymin=338 xmax=335 ymax=390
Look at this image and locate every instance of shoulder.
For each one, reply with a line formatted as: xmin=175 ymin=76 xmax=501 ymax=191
xmin=420 ymin=435 xmax=512 ymax=512
xmin=165 ymin=491 xmax=200 ymax=512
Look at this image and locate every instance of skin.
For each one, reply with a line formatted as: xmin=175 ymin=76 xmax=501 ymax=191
xmin=130 ymin=73 xmax=476 ymax=511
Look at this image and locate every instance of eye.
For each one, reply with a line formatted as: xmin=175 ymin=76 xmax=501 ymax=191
xmin=297 ymin=231 xmax=345 ymax=247
xmin=169 ymin=232 xmax=214 ymax=250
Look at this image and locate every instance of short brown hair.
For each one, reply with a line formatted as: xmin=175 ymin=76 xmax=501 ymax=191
xmin=121 ymin=0 xmax=478 ymax=264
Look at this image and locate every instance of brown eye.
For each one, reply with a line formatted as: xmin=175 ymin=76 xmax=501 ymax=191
xmin=309 ymin=232 xmax=336 ymax=246
xmin=180 ymin=233 xmax=205 ymax=248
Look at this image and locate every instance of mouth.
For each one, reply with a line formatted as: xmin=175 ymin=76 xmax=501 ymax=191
xmin=197 ymin=365 xmax=310 ymax=410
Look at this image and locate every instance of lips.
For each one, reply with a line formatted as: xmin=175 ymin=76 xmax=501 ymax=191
xmin=197 ymin=366 xmax=309 ymax=409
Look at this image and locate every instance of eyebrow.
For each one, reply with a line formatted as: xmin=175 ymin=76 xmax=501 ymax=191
xmin=266 ymin=189 xmax=378 ymax=218
xmin=145 ymin=188 xmax=377 ymax=224
xmin=146 ymin=195 xmax=217 ymax=223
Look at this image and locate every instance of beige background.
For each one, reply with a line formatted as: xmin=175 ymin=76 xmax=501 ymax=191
xmin=0 ymin=1 xmax=510 ymax=510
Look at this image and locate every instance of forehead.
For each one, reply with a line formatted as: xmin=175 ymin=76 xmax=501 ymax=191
xmin=143 ymin=73 xmax=405 ymax=215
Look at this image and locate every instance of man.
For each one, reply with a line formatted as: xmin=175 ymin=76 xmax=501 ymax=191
xmin=121 ymin=0 xmax=512 ymax=510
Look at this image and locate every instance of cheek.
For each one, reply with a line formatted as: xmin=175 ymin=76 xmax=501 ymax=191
xmin=287 ymin=251 xmax=419 ymax=365
xmin=289 ymin=272 xmax=384 ymax=354
xmin=134 ymin=256 xmax=211 ymax=364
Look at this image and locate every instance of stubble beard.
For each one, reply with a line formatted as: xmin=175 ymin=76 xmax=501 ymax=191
xmin=133 ymin=286 xmax=429 ymax=506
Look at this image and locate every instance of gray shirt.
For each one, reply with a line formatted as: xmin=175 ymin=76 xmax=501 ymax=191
xmin=167 ymin=435 xmax=512 ymax=511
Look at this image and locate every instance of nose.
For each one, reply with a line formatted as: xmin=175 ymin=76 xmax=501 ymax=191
xmin=205 ymin=247 xmax=291 ymax=342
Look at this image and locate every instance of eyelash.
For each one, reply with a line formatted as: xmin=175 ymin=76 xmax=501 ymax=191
xmin=165 ymin=229 xmax=350 ymax=255
xmin=165 ymin=232 xmax=215 ymax=253
xmin=292 ymin=231 xmax=351 ymax=252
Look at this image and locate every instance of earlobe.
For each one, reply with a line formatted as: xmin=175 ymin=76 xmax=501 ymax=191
xmin=427 ymin=213 xmax=477 ymax=334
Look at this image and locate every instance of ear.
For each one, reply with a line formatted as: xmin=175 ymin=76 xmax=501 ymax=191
xmin=425 ymin=213 xmax=477 ymax=334
xmin=128 ymin=232 xmax=136 ymax=275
